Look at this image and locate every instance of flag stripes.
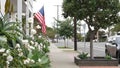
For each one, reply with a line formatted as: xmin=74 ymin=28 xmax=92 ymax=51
xmin=34 ymin=6 xmax=46 ymax=34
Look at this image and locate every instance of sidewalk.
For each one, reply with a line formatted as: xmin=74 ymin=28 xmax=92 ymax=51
xmin=49 ymin=43 xmax=79 ymax=68
xmin=49 ymin=43 xmax=120 ymax=68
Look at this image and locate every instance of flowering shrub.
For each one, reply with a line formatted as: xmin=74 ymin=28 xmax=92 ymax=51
xmin=0 ymin=40 xmax=50 ymax=68
xmin=0 ymin=42 xmax=25 ymax=67
xmin=0 ymin=16 xmax=50 ymax=68
xmin=34 ymin=36 xmax=50 ymax=53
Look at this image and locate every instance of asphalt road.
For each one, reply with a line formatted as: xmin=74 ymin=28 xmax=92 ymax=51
xmin=53 ymin=39 xmax=106 ymax=57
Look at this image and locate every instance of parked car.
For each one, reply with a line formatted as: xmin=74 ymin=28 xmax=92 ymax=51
xmin=105 ymin=35 xmax=120 ymax=63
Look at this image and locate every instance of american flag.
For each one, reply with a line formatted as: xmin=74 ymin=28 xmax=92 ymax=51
xmin=34 ymin=6 xmax=46 ymax=34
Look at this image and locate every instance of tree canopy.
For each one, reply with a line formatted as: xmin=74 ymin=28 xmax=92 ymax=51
xmin=57 ymin=18 xmax=73 ymax=38
xmin=63 ymin=0 xmax=120 ymax=30
xmin=111 ymin=23 xmax=120 ymax=33
xmin=46 ymin=27 xmax=55 ymax=39
xmin=62 ymin=0 xmax=120 ymax=59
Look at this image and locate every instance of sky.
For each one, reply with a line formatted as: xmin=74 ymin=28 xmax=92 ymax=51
xmin=33 ymin=0 xmax=120 ymax=34
xmin=33 ymin=0 xmax=63 ymax=27
xmin=32 ymin=0 xmax=89 ymax=34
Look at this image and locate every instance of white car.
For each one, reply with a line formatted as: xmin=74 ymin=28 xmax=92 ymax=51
xmin=105 ymin=35 xmax=120 ymax=63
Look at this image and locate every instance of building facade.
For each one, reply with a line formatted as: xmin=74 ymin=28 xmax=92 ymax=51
xmin=0 ymin=0 xmax=34 ymax=36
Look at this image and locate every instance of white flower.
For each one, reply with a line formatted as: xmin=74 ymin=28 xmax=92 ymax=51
xmin=117 ymin=12 xmax=120 ymax=16
xmin=7 ymin=55 xmax=13 ymax=61
xmin=34 ymin=42 xmax=38 ymax=47
xmin=38 ymin=58 xmax=41 ymax=62
xmin=29 ymin=46 xmax=35 ymax=50
xmin=28 ymin=17 xmax=33 ymax=23
xmin=18 ymin=52 xmax=23 ymax=57
xmin=38 ymin=45 xmax=41 ymax=51
xmin=36 ymin=25 xmax=41 ymax=29
xmin=25 ymin=44 xmax=31 ymax=51
xmin=98 ymin=8 xmax=103 ymax=11
xmin=3 ymin=53 xmax=7 ymax=56
xmin=6 ymin=49 xmax=10 ymax=54
xmin=25 ymin=44 xmax=34 ymax=51
xmin=15 ymin=44 xmax=20 ymax=48
xmin=38 ymin=35 xmax=42 ymax=38
xmin=0 ymin=48 xmax=5 ymax=52
xmin=6 ymin=61 xmax=10 ymax=65
xmin=30 ymin=41 xmax=34 ymax=45
xmin=23 ymin=60 xmax=29 ymax=64
xmin=23 ymin=58 xmax=30 ymax=64
xmin=22 ymin=40 xmax=29 ymax=45
xmin=30 ymin=59 xmax=35 ymax=63
xmin=40 ymin=43 xmax=43 ymax=46
xmin=31 ymin=29 xmax=37 ymax=35
xmin=17 ymin=48 xmax=22 ymax=52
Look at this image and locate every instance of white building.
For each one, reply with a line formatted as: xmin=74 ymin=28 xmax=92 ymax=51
xmin=0 ymin=0 xmax=34 ymax=36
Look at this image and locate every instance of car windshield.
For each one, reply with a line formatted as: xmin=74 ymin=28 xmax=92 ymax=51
xmin=115 ymin=37 xmax=120 ymax=44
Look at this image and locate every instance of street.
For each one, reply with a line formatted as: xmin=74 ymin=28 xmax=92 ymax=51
xmin=54 ymin=39 xmax=106 ymax=57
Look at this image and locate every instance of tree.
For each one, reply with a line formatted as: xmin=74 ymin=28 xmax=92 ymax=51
xmin=57 ymin=18 xmax=74 ymax=47
xmin=58 ymin=18 xmax=73 ymax=38
xmin=111 ymin=23 xmax=120 ymax=34
xmin=98 ymin=30 xmax=107 ymax=42
xmin=46 ymin=27 xmax=56 ymax=41
xmin=62 ymin=0 xmax=120 ymax=59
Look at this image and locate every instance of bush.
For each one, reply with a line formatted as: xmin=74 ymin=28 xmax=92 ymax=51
xmin=77 ymin=52 xmax=88 ymax=59
xmin=77 ymin=34 xmax=83 ymax=41
xmin=105 ymin=55 xmax=112 ymax=60
xmin=0 ymin=16 xmax=50 ymax=68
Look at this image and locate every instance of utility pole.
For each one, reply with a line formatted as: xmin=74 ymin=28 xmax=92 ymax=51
xmin=54 ymin=5 xmax=61 ymax=43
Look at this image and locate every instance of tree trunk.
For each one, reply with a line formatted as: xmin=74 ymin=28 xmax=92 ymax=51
xmin=89 ymin=31 xmax=95 ymax=59
xmin=74 ymin=17 xmax=77 ymax=51
xmin=64 ymin=38 xmax=66 ymax=48
xmin=89 ymin=29 xmax=99 ymax=59
xmin=96 ymin=31 xmax=99 ymax=42
xmin=66 ymin=38 xmax=68 ymax=47
xmin=90 ymin=36 xmax=94 ymax=59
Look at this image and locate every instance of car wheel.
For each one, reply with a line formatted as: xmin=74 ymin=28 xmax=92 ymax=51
xmin=116 ymin=51 xmax=120 ymax=64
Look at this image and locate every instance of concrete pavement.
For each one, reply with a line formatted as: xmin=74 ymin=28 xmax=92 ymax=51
xmin=49 ymin=43 xmax=120 ymax=68
xmin=80 ymin=66 xmax=119 ymax=68
xmin=49 ymin=43 xmax=79 ymax=68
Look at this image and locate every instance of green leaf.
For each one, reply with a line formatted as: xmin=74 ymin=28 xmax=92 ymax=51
xmin=31 ymin=48 xmax=46 ymax=61
xmin=40 ymin=55 xmax=49 ymax=64
xmin=28 ymin=51 xmax=33 ymax=59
